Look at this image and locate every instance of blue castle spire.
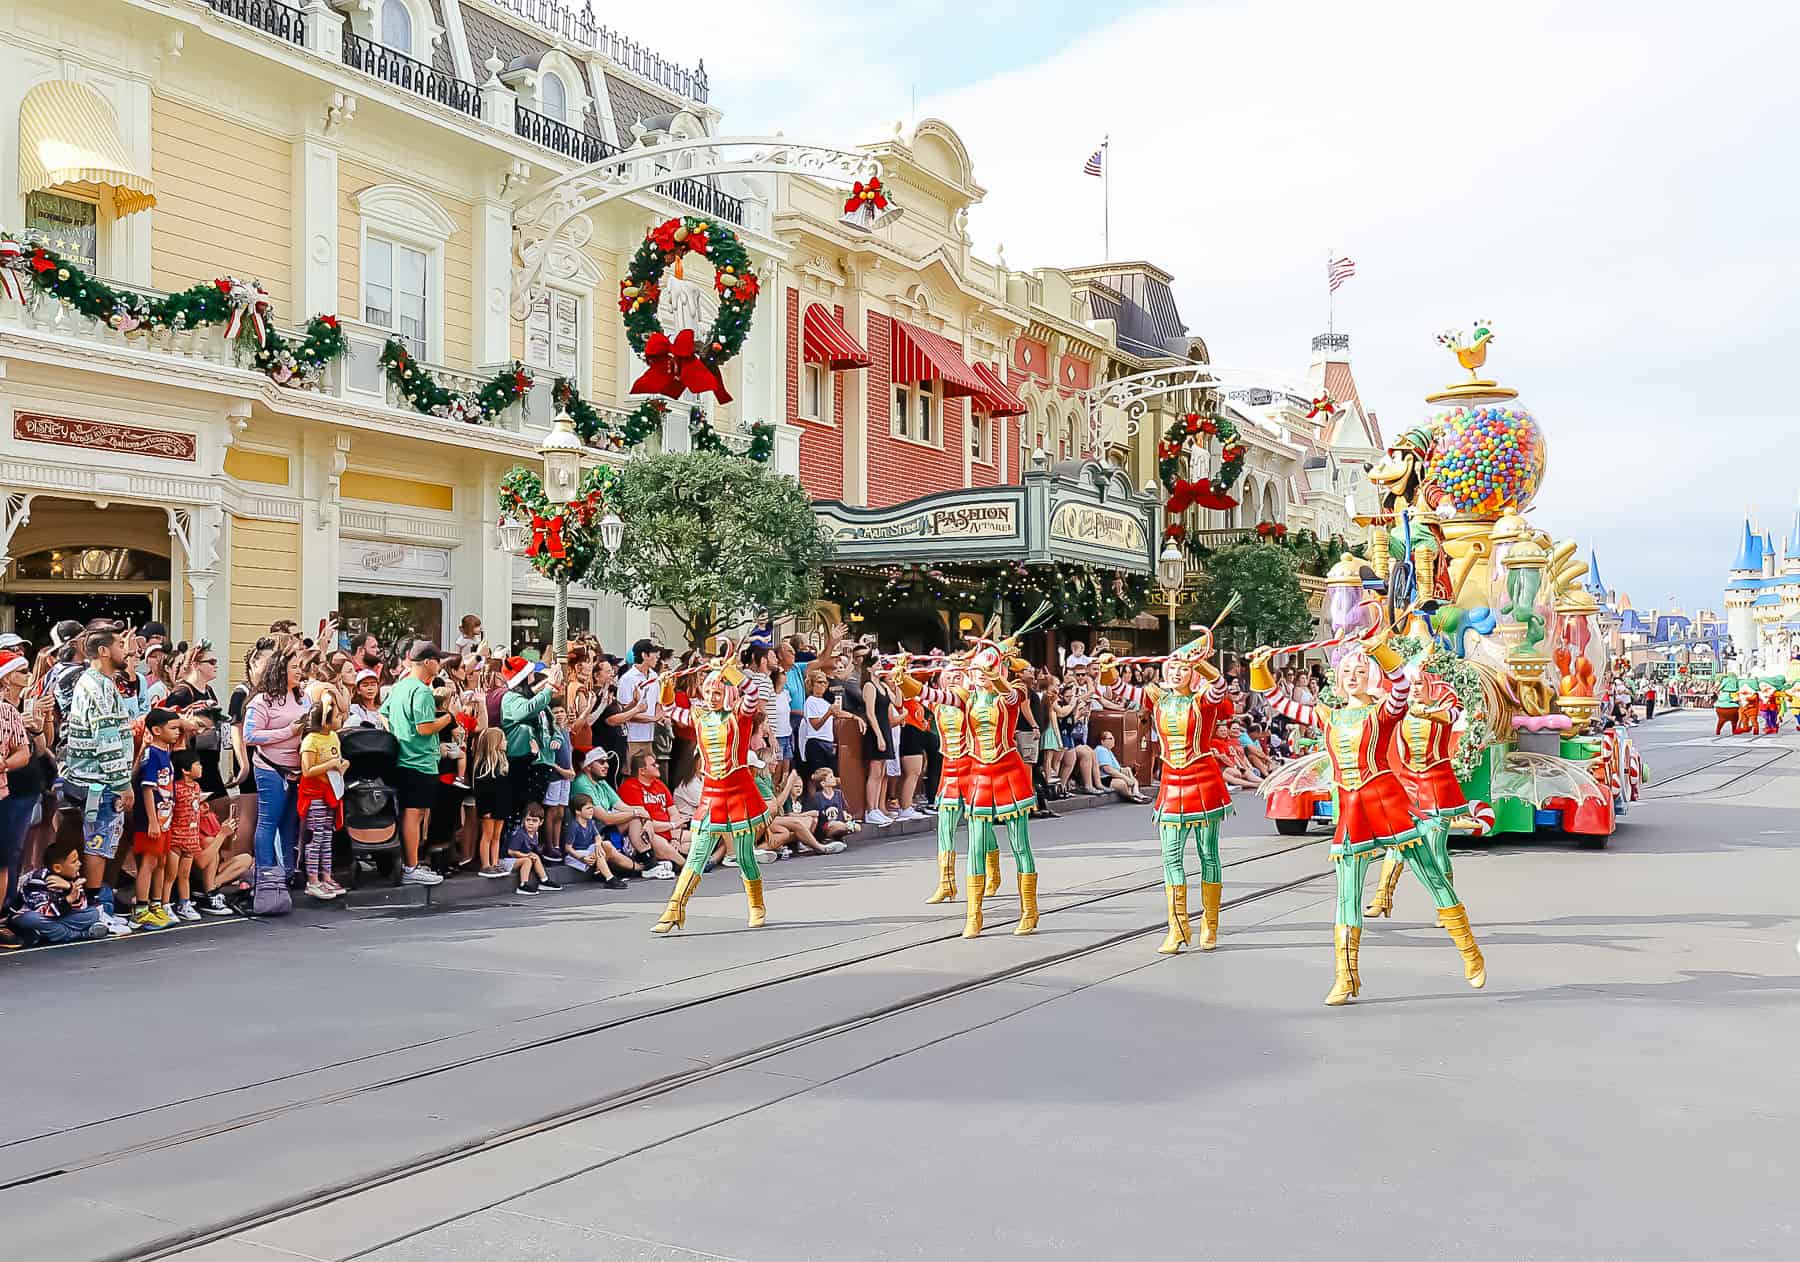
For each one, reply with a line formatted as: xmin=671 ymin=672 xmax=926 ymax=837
xmin=1584 ymin=548 xmax=1607 ymax=598
xmin=1732 ymin=520 xmax=1763 ymax=572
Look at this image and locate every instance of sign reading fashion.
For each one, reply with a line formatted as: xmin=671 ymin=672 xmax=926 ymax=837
xmin=1049 ymin=501 xmax=1146 ymax=554
xmin=827 ymin=502 xmax=1017 ymax=544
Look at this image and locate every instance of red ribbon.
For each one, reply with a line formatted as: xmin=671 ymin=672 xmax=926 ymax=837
xmin=631 ymin=328 xmax=732 ymax=403
xmin=527 ymin=514 xmax=567 ymax=560
xmin=844 ymin=178 xmax=888 ymax=214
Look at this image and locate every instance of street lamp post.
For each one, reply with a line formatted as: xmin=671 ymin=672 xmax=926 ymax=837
xmin=1157 ymin=538 xmax=1186 ymax=654
xmin=537 ymin=410 xmax=586 ymax=662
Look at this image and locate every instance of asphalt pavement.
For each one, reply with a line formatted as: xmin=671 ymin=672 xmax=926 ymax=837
xmin=3 ymin=707 xmax=1796 ymax=1261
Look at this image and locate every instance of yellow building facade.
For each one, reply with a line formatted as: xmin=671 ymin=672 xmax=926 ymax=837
xmin=0 ymin=0 xmax=785 ymax=675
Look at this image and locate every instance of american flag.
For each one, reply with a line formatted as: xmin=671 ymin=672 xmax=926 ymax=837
xmin=1084 ymin=147 xmax=1105 ymax=178
xmin=1327 ymin=255 xmax=1357 ymax=292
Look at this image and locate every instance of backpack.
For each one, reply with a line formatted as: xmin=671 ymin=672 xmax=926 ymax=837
xmin=251 ymin=863 xmax=291 ymax=916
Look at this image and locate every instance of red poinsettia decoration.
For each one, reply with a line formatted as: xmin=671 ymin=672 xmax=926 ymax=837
xmin=1220 ymin=443 xmax=1244 ymax=461
xmin=732 ymin=272 xmax=760 ymax=303
xmin=648 ymin=218 xmax=683 ymax=254
xmin=319 ymin=315 xmax=339 ymax=328
xmin=1200 ymin=418 xmax=1218 ymax=435
xmin=1183 ymin=413 xmax=1201 ymax=434
xmin=1164 ymin=522 xmax=1187 ymax=542
xmin=512 ymin=369 xmax=532 ymax=395
xmin=843 ymin=177 xmax=889 ymax=215
xmin=1254 ymin=521 xmax=1289 ymax=539
xmin=29 ymin=249 xmax=55 ymax=274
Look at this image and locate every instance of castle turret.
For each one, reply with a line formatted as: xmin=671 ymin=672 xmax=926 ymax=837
xmin=1725 ymin=517 xmax=1762 ymax=667
xmin=1731 ymin=520 xmax=1763 ymax=575
xmin=1762 ymin=531 xmax=1777 ymax=579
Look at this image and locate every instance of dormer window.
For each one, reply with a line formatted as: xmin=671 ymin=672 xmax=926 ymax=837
xmin=540 ymin=72 xmax=567 ymax=123
xmin=380 ymin=0 xmax=413 ymax=54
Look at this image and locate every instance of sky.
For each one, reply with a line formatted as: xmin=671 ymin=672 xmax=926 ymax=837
xmin=641 ymin=0 xmax=1800 ymax=615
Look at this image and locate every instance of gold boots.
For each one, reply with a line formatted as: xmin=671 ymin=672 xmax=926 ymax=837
xmin=984 ymin=846 xmax=1002 ymax=896
xmin=1013 ymin=872 xmax=1040 ymax=935
xmin=1325 ymin=925 xmax=1362 ymax=1006
xmin=1198 ymin=881 xmax=1222 ymax=951
xmin=963 ymin=879 xmax=985 ymax=938
xmin=1365 ymin=856 xmax=1403 ymax=918
xmin=652 ymin=868 xmax=700 ymax=934
xmin=744 ymin=877 xmax=766 ymax=928
xmin=1158 ymin=883 xmax=1192 ymax=954
xmin=1439 ymin=904 xmax=1486 ymax=988
xmin=925 ymin=851 xmax=957 ymax=904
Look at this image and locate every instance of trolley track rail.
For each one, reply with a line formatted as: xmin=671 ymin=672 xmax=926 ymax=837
xmin=111 ymin=865 xmax=1329 ymax=1262
xmin=1642 ymin=746 xmax=1790 ymax=800
xmin=4 ymin=838 xmax=1323 ymax=1198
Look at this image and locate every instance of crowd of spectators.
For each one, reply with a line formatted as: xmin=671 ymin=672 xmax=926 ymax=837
xmin=0 ymin=619 xmax=1312 ymax=952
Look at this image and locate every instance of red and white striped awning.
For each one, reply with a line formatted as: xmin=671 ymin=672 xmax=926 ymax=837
xmin=802 ymin=303 xmax=871 ymax=370
xmin=890 ymin=317 xmax=989 ymax=398
xmin=971 ymin=362 xmax=1026 ymax=417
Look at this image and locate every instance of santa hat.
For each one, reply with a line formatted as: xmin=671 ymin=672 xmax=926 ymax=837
xmin=505 ymin=656 xmax=536 ymax=690
xmin=0 ymin=650 xmax=24 ymax=683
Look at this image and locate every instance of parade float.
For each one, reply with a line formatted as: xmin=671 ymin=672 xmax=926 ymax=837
xmin=1261 ymin=324 xmax=1643 ymax=845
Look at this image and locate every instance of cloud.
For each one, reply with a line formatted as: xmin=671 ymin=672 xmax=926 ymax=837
xmin=686 ymin=0 xmax=1799 ymax=612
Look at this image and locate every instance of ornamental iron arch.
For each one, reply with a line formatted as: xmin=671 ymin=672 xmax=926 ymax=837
xmin=511 ymin=136 xmax=889 ymax=318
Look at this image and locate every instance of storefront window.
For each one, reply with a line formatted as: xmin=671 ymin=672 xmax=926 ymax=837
xmin=338 ymin=590 xmax=444 ymax=650
xmin=511 ymin=603 xmax=592 ymax=657
xmin=26 ymin=192 xmax=98 ymax=273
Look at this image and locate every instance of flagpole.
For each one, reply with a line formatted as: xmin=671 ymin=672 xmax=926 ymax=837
xmin=1102 ymin=136 xmax=1111 ymax=261
xmin=1327 ymin=249 xmax=1334 ymax=338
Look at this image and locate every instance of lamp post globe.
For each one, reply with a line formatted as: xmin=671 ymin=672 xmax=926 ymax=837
xmin=1157 ymin=538 xmax=1186 ymax=653
xmin=537 ymin=409 xmax=585 ymax=500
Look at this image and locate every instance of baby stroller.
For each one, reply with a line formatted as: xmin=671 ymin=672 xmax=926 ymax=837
xmin=340 ymin=725 xmax=401 ymax=886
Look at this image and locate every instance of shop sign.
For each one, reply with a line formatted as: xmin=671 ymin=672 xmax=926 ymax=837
xmin=1049 ymin=501 xmax=1146 ymax=555
xmin=827 ymin=502 xmax=1017 ymax=544
xmin=342 ymin=538 xmax=452 ymax=582
xmin=13 ymin=411 xmax=196 ymax=462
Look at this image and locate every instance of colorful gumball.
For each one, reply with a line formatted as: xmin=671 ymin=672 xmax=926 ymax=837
xmin=1423 ymin=404 xmax=1547 ymax=516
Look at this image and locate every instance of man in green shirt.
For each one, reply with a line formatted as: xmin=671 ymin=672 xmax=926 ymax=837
xmin=573 ymin=748 xmax=669 ymax=875
xmin=379 ymin=643 xmax=455 ymax=885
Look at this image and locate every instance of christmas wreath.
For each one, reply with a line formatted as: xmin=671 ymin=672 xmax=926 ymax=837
xmin=1156 ymin=409 xmax=1246 ymax=533
xmin=1254 ymin=521 xmax=1289 ymax=539
xmin=499 ymin=462 xmax=621 ymax=582
xmin=380 ymin=339 xmax=531 ymax=425
xmin=622 ymin=215 xmax=758 ymax=404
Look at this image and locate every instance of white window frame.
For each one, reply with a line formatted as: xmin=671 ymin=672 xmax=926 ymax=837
xmin=355 ymin=184 xmax=455 ymax=365
xmin=362 ymin=234 xmax=430 ymax=354
xmin=970 ymin=407 xmax=993 ymax=464
xmin=378 ymin=0 xmax=415 ymax=54
xmin=801 ymin=361 xmax=826 ymax=422
xmin=525 ymin=286 xmax=585 ymax=384
xmin=539 ymin=71 xmax=568 ymax=123
xmin=892 ymin=380 xmax=940 ymax=447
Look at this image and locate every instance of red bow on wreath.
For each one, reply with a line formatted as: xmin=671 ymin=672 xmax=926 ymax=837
xmin=527 ymin=513 xmax=567 ymax=561
xmin=29 ymin=248 xmax=56 ymax=275
xmin=1306 ymin=395 xmax=1337 ymax=420
xmin=631 ymin=329 xmax=732 ymax=404
xmin=843 ymin=178 xmax=888 ymax=215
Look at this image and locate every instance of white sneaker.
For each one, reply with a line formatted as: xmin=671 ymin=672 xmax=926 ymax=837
xmin=172 ymin=901 xmax=202 ymax=922
xmin=864 ymin=809 xmax=893 ymax=827
xmin=822 ymin=840 xmax=848 ymax=854
xmin=753 ymin=848 xmax=778 ymax=864
xmin=895 ymin=808 xmax=924 ymax=822
xmin=647 ymin=862 xmax=675 ymax=880
xmin=724 ymin=853 xmax=739 ymax=867
xmin=401 ymin=865 xmax=443 ymax=886
xmin=305 ymin=880 xmax=335 ymax=901
xmin=102 ymin=912 xmax=134 ymax=936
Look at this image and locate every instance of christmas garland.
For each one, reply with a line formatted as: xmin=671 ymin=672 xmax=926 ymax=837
xmin=621 ymin=215 xmax=758 ymax=404
xmin=499 ymin=462 xmax=621 ymax=582
xmin=379 ymin=338 xmax=531 ymax=424
xmin=1 ymin=230 xmax=346 ymax=387
xmin=1156 ymin=409 xmax=1246 ymax=532
xmin=554 ymin=379 xmax=773 ymax=464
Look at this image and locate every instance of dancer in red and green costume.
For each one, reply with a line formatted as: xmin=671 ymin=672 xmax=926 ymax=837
xmin=1252 ymin=638 xmax=1487 ymax=1005
xmin=1096 ymin=635 xmax=1233 ymax=953
xmin=651 ymin=651 xmax=772 ymax=934
xmin=1366 ymin=671 xmax=1491 ymax=920
xmin=901 ymin=656 xmax=990 ymax=905
xmin=926 ymin=627 xmax=1040 ymax=939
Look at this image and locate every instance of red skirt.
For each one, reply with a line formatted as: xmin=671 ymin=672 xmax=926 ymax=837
xmin=1332 ymin=771 xmax=1418 ymax=857
xmin=694 ymin=768 xmax=772 ymax=840
xmin=964 ymin=753 xmax=1036 ymax=821
xmin=936 ymin=754 xmax=972 ymax=808
xmin=1399 ymin=760 xmax=1468 ymax=818
xmin=1154 ymin=756 xmax=1231 ymax=826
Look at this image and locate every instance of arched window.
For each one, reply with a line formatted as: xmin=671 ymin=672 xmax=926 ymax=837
xmin=380 ymin=0 xmax=414 ymax=53
xmin=1062 ymin=411 xmax=1079 ymax=460
xmin=539 ymin=72 xmax=567 ymax=123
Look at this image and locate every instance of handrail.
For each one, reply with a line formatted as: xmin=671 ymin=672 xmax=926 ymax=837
xmin=342 ymin=29 xmax=479 ymax=116
xmin=204 ymin=0 xmax=306 ymax=45
xmin=514 ymin=105 xmax=621 ymax=166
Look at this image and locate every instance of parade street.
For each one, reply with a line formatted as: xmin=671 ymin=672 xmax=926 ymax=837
xmin=0 ymin=707 xmax=1790 ymax=1262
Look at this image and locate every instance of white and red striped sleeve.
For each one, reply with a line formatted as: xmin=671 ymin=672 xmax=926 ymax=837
xmin=1101 ymin=680 xmax=1148 ymax=711
xmin=1380 ymin=667 xmax=1413 ymax=717
xmin=1263 ymin=686 xmax=1317 ymax=729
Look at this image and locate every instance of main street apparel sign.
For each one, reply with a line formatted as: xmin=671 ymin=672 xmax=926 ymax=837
xmin=814 ymin=460 xmax=1157 ymax=574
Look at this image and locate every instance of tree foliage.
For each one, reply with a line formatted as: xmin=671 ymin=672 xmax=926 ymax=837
xmin=1184 ymin=542 xmax=1315 ymax=651
xmin=585 ymin=451 xmax=834 ymax=647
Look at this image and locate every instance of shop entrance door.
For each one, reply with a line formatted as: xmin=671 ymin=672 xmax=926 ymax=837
xmin=6 ymin=591 xmax=157 ymax=645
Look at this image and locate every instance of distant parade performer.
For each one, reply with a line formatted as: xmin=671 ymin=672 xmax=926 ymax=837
xmin=922 ymin=608 xmax=1052 ymax=939
xmin=1366 ymin=670 xmax=1493 ymax=922
xmin=1713 ymin=673 xmax=1742 ymax=735
xmin=651 ymin=648 xmax=771 ymax=935
xmin=1252 ymin=635 xmax=1488 ymax=1006
xmin=1096 ymin=634 xmax=1234 ymax=953
xmin=900 ymin=655 xmax=990 ymax=907
xmin=1758 ymin=680 xmax=1781 ymax=734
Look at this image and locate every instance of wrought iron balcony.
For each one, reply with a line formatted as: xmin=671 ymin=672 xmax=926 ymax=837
xmin=204 ymin=0 xmax=306 ymax=45
xmin=660 ymin=174 xmax=743 ymax=225
xmin=514 ymin=105 xmax=621 ymax=166
xmin=342 ymin=30 xmax=479 ymax=117
xmin=492 ymin=1 xmax=709 ymax=103
xmin=1311 ymin=332 xmax=1350 ymax=354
